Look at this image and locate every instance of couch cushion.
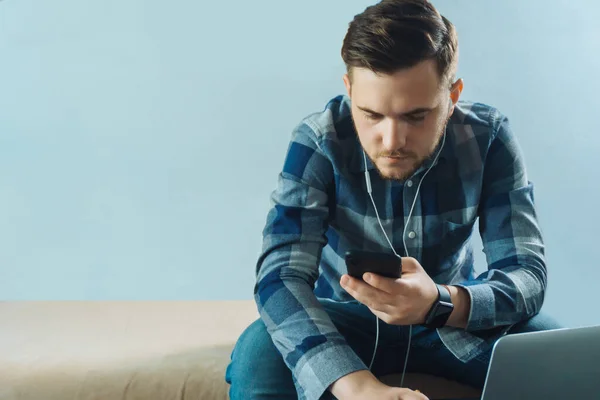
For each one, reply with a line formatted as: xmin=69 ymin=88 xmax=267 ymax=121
xmin=0 ymin=301 xmax=480 ymax=399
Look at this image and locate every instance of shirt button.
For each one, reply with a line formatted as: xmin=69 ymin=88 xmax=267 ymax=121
xmin=408 ymin=231 xmax=416 ymax=239
xmin=406 ymin=180 xmax=413 ymax=187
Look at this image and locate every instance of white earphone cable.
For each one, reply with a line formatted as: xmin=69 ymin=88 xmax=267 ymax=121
xmin=362 ymin=131 xmax=446 ymax=387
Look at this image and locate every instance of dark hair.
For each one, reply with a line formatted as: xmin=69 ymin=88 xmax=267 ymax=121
xmin=341 ymin=0 xmax=458 ymax=87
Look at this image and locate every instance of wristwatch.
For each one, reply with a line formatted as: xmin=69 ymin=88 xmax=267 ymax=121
xmin=423 ymin=284 xmax=454 ymax=329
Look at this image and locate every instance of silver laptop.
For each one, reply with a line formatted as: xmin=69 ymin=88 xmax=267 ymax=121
xmin=479 ymin=325 xmax=600 ymax=400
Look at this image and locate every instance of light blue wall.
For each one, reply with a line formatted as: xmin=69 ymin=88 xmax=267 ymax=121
xmin=1 ymin=1 xmax=598 ymax=328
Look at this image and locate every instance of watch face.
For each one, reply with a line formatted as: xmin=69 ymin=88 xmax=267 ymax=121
xmin=436 ymin=302 xmax=454 ymax=316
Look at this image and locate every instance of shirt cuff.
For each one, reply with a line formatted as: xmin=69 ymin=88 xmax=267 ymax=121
xmin=455 ymin=282 xmax=496 ymax=331
xmin=295 ymin=342 xmax=367 ymax=400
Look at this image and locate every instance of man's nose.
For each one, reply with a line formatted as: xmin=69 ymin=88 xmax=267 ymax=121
xmin=381 ymin=119 xmax=406 ymax=152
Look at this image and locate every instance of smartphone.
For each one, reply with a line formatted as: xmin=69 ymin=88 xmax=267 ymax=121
xmin=344 ymin=250 xmax=402 ymax=280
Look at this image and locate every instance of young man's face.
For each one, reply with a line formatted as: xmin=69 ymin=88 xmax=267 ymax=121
xmin=343 ymin=59 xmax=462 ymax=181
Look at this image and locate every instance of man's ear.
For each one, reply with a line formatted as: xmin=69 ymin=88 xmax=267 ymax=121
xmin=449 ymin=78 xmax=464 ymax=114
xmin=343 ymin=73 xmax=352 ymax=97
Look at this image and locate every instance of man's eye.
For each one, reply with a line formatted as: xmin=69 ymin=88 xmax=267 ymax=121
xmin=365 ymin=113 xmax=381 ymax=121
xmin=406 ymin=115 xmax=426 ymax=123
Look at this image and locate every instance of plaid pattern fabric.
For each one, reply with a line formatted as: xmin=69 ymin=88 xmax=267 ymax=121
xmin=255 ymin=95 xmax=546 ymax=399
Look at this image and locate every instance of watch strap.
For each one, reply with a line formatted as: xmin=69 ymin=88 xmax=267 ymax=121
xmin=424 ymin=284 xmax=454 ymax=329
xmin=438 ymin=284 xmax=452 ymax=304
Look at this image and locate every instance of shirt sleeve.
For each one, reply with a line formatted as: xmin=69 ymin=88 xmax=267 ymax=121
xmin=456 ymin=112 xmax=547 ymax=332
xmin=254 ymin=122 xmax=367 ymax=400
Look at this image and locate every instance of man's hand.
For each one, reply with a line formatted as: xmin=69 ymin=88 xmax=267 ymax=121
xmin=329 ymin=370 xmax=429 ymax=400
xmin=364 ymin=386 xmax=429 ymax=400
xmin=329 ymin=370 xmax=428 ymax=400
xmin=340 ymin=257 xmax=438 ymax=325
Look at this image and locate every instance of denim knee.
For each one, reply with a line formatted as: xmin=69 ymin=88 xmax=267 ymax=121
xmin=509 ymin=312 xmax=563 ymax=334
xmin=226 ymin=318 xmax=296 ymax=399
xmin=226 ymin=319 xmax=271 ymax=385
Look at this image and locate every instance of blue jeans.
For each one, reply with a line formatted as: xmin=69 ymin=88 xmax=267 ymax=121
xmin=225 ymin=299 xmax=561 ymax=399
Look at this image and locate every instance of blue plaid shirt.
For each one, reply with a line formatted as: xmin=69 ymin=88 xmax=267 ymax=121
xmin=255 ymin=95 xmax=546 ymax=400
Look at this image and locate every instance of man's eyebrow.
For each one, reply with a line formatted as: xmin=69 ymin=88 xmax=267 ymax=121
xmin=357 ymin=105 xmax=434 ymax=117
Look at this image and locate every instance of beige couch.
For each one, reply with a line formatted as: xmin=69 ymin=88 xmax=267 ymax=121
xmin=0 ymin=301 xmax=481 ymax=399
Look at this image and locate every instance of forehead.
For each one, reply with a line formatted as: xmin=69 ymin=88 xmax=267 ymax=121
xmin=350 ymin=59 xmax=443 ymax=113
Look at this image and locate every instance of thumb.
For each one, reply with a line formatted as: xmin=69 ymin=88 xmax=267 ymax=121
xmin=400 ymin=257 xmax=424 ymax=274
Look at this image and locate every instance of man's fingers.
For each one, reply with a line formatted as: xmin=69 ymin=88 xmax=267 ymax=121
xmin=364 ymin=272 xmax=414 ymax=299
xmin=363 ymin=273 xmax=398 ymax=294
xmin=340 ymin=275 xmax=391 ymax=312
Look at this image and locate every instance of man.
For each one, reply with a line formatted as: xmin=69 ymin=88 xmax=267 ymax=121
xmin=226 ymin=1 xmax=561 ymax=399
